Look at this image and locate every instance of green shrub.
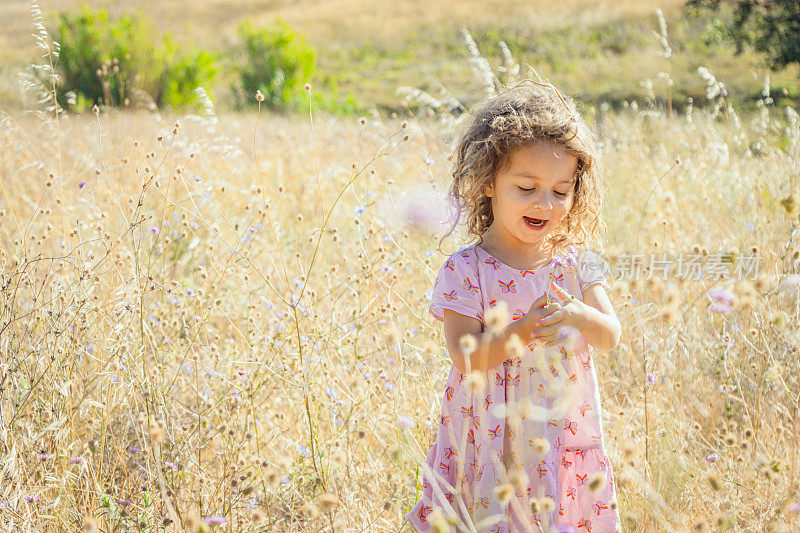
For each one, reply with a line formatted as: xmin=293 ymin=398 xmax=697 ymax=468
xmin=234 ymin=19 xmax=315 ymax=110
xmin=56 ymin=4 xmax=217 ymax=110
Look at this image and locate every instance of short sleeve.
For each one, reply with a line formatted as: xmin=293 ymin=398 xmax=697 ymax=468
xmin=429 ymin=249 xmax=483 ymax=323
xmin=575 ymin=247 xmax=611 ymax=292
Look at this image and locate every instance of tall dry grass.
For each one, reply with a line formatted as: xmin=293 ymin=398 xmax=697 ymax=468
xmin=1 ymin=5 xmax=800 ymax=533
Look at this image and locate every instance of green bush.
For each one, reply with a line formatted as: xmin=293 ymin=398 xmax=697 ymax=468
xmin=56 ymin=4 xmax=218 ymax=110
xmin=234 ymin=19 xmax=316 ymax=110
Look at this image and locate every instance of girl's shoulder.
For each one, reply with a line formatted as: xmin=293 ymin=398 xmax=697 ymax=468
xmin=438 ymin=244 xmax=480 ymax=271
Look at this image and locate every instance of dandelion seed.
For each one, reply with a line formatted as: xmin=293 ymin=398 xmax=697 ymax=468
xmin=539 ymin=496 xmax=555 ymax=513
xmin=494 ymin=483 xmax=514 ymax=503
xmin=316 ymin=493 xmax=338 ymax=511
xmin=507 ymin=469 xmax=529 ymax=491
xmin=530 ymin=437 xmax=550 ymax=455
xmin=504 ymin=333 xmax=523 ymax=358
xmin=588 ymin=472 xmax=606 ymax=493
xmin=204 ymin=515 xmax=227 ymax=526
xmin=459 ymin=333 xmax=477 ymax=356
xmin=465 ymin=371 xmax=485 ymax=393
xmin=485 ymin=301 xmax=509 ymax=332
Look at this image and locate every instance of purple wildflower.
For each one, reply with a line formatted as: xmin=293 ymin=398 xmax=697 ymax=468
xmin=706 ymin=452 xmax=719 ymax=463
xmin=117 ymin=500 xmax=132 ymax=507
xmin=70 ymin=457 xmax=83 ymax=464
xmin=78 ymin=181 xmax=87 ymax=189
xmin=165 ymin=461 xmax=178 ymax=470
xmin=708 ymin=288 xmax=734 ymax=305
xmin=788 ymin=502 xmax=800 ymax=513
xmin=709 ymin=303 xmax=731 ymax=314
xmin=397 ymin=415 xmax=414 ymax=429
xmin=149 ymin=226 xmax=160 ymax=234
xmin=128 ymin=446 xmax=141 ymax=453
xmin=646 ymin=373 xmax=657 ymax=385
xmin=25 ymin=496 xmax=39 ymax=503
xmin=205 ymin=515 xmax=227 ymax=526
xmin=36 ymin=453 xmax=52 ymax=460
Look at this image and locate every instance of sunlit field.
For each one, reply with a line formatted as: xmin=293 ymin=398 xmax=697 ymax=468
xmin=2 ymin=3 xmax=800 ymax=533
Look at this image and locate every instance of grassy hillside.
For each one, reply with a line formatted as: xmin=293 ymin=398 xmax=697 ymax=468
xmin=1 ymin=0 xmax=798 ymax=114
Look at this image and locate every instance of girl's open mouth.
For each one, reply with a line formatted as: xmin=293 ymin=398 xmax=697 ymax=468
xmin=524 ymin=216 xmax=548 ymax=229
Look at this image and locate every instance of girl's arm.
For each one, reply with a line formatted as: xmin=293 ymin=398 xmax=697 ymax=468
xmin=577 ymin=283 xmax=621 ymax=351
xmin=442 ymin=304 xmax=546 ymax=374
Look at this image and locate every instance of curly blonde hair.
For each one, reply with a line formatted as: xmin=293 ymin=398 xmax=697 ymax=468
xmin=443 ymin=79 xmax=607 ymax=257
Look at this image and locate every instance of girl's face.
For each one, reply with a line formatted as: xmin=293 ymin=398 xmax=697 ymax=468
xmin=484 ymin=139 xmax=578 ymax=254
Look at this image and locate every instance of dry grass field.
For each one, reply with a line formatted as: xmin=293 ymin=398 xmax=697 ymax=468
xmin=1 ymin=2 xmax=800 ymax=532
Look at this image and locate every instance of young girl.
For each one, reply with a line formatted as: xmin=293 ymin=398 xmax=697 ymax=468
xmin=405 ymin=80 xmax=622 ymax=532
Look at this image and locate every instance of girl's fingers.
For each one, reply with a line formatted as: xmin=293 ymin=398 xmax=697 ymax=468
xmin=549 ymin=281 xmax=575 ymax=303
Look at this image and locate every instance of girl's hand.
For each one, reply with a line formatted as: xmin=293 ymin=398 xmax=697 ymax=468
xmin=530 ymin=283 xmax=590 ymax=347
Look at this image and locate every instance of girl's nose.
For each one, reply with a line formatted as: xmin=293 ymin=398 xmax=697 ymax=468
xmin=529 ymin=191 xmax=554 ymax=210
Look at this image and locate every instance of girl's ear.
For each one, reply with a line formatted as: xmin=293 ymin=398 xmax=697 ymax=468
xmin=484 ymin=181 xmax=494 ymax=198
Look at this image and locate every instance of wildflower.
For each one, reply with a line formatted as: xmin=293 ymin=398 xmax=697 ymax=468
xmin=255 ymin=90 xmax=264 ymax=102
xmin=788 ymin=502 xmax=800 ymax=513
xmin=396 ymin=185 xmax=450 ymax=231
xmin=397 ymin=415 xmax=414 ymax=429
xmin=78 ymin=181 xmax=87 ymax=189
xmin=117 ymin=500 xmax=132 ymax=506
xmin=646 ymin=372 xmax=656 ymax=385
xmin=354 ymin=206 xmax=366 ymax=215
xmin=709 ymin=303 xmax=731 ymax=314
xmin=708 ymin=287 xmax=734 ymax=305
xmin=36 ymin=453 xmax=52 ymax=460
xmin=165 ymin=461 xmax=178 ymax=470
xmin=25 ymin=496 xmax=39 ymax=503
xmin=780 ymin=274 xmax=800 ymax=296
xmin=204 ymin=515 xmax=227 ymax=526
xmin=70 ymin=457 xmax=83 ymax=464
xmin=706 ymin=452 xmax=719 ymax=463
xmin=149 ymin=226 xmax=160 ymax=234
xmin=128 ymin=446 xmax=141 ymax=453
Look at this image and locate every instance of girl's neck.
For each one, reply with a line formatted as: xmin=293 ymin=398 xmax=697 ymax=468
xmin=478 ymin=228 xmax=555 ymax=270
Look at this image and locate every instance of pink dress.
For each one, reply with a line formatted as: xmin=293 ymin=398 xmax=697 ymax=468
xmin=405 ymin=244 xmax=621 ymax=532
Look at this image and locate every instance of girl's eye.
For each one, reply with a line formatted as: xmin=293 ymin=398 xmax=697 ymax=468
xmin=518 ymin=186 xmax=569 ymax=197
